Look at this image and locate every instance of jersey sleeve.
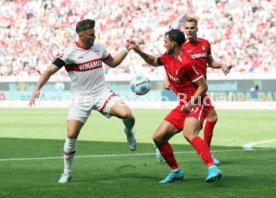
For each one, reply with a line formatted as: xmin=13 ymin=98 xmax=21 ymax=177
xmin=206 ymin=40 xmax=211 ymax=56
xmin=53 ymin=57 xmax=65 ymax=69
xmin=54 ymin=47 xmax=73 ymax=68
xmin=98 ymin=43 xmax=110 ymax=60
xmin=160 ymin=53 xmax=168 ymax=65
xmin=156 ymin=57 xmax=163 ymax=65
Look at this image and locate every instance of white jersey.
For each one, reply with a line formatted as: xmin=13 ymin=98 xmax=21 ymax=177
xmin=58 ymin=42 xmax=110 ymax=97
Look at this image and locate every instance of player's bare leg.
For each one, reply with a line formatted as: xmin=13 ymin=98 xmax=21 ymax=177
xmin=58 ymin=119 xmax=84 ymax=184
xmin=110 ymin=100 xmax=136 ymax=151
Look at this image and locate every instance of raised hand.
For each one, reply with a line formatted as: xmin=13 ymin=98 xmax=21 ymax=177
xmin=125 ymin=40 xmax=137 ymax=51
xmin=132 ymin=44 xmax=142 ymax=53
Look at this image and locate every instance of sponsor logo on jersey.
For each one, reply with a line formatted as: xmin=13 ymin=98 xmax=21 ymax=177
xmin=79 ymin=60 xmax=102 ymax=71
xmin=65 ymin=59 xmax=102 ymax=72
xmin=168 ymin=73 xmax=180 ymax=82
xmin=191 ymin=52 xmax=207 ymax=59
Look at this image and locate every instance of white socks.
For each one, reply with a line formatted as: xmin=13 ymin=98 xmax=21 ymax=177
xmin=63 ymin=138 xmax=77 ymax=174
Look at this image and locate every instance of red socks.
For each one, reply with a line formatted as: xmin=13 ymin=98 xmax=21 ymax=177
xmin=157 ymin=142 xmax=179 ymax=170
xmin=157 ymin=136 xmax=215 ymax=169
xmin=204 ymin=121 xmax=216 ymax=148
xmin=190 ymin=136 xmax=214 ymax=167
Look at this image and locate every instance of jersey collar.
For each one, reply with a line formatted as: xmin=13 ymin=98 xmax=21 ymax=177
xmin=76 ymin=42 xmax=90 ymax=50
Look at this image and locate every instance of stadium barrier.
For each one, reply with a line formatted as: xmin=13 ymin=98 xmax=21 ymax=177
xmin=1 ymin=101 xmax=276 ymax=110
xmin=0 ymin=73 xmax=275 ymax=109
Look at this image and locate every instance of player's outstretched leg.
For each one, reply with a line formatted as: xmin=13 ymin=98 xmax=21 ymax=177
xmin=124 ymin=127 xmax=136 ymax=151
xmin=123 ymin=116 xmax=136 ymax=151
xmin=159 ymin=168 xmax=184 ymax=184
xmin=206 ymin=166 xmax=223 ymax=182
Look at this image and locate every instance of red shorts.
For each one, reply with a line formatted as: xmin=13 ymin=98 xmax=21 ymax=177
xmin=164 ymin=97 xmax=211 ymax=131
xmin=164 ymin=105 xmax=185 ymax=131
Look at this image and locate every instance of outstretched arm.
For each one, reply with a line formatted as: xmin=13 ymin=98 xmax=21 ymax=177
xmin=103 ymin=40 xmax=134 ymax=68
xmin=133 ymin=45 xmax=162 ymax=67
xmin=28 ymin=64 xmax=59 ymax=107
xmin=207 ymin=56 xmax=233 ymax=75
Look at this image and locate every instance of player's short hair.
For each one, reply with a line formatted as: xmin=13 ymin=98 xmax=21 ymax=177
xmin=76 ymin=19 xmax=95 ymax=33
xmin=165 ymin=29 xmax=186 ymax=47
xmin=185 ymin=17 xmax=198 ymax=26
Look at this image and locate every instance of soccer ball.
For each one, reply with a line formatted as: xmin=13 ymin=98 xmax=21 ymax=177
xmin=130 ymin=74 xmax=151 ymax=95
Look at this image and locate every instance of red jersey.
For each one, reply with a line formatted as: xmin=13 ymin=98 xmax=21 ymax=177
xmin=160 ymin=51 xmax=204 ymax=105
xmin=182 ymin=38 xmax=211 ymax=80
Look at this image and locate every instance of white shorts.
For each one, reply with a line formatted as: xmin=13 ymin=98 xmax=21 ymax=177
xmin=67 ymin=90 xmax=120 ymax=123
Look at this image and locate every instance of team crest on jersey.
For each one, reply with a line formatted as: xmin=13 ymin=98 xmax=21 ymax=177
xmin=176 ymin=69 xmax=179 ymax=75
xmin=202 ymin=46 xmax=206 ymax=51
xmin=95 ymin=50 xmax=100 ymax=56
xmin=78 ymin=56 xmax=84 ymax=59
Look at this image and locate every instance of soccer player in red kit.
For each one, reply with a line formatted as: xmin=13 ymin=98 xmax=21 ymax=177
xmin=133 ymin=29 xmax=223 ymax=183
xmin=161 ymin=17 xmax=233 ymax=165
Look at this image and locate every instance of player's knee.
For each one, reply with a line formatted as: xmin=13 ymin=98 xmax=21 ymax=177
xmin=67 ymin=134 xmax=78 ymax=139
xmin=206 ymin=110 xmax=218 ymax=123
xmin=152 ymin=134 xmax=163 ymax=146
xmin=152 ymin=134 xmax=159 ymax=143
xmin=67 ymin=130 xmax=79 ymax=139
xmin=183 ymin=129 xmax=195 ymax=142
xmin=206 ymin=115 xmax=218 ymax=123
xmin=120 ymin=110 xmax=132 ymax=119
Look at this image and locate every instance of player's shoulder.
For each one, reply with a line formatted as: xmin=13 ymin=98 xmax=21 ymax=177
xmin=63 ymin=43 xmax=76 ymax=52
xmin=92 ymin=42 xmax=106 ymax=50
xmin=162 ymin=52 xmax=169 ymax=58
xmin=58 ymin=43 xmax=76 ymax=59
xmin=160 ymin=52 xmax=170 ymax=60
xmin=197 ymin=38 xmax=210 ymax=45
xmin=162 ymin=52 xmax=175 ymax=62
xmin=182 ymin=40 xmax=190 ymax=47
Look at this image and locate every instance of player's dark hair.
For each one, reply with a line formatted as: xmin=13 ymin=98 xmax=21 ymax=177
xmin=76 ymin=19 xmax=95 ymax=33
xmin=165 ymin=29 xmax=186 ymax=47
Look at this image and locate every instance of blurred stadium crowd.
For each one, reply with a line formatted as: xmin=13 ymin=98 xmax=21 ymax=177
xmin=0 ymin=0 xmax=275 ymax=77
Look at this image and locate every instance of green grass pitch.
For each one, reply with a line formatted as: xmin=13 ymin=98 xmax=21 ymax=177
xmin=0 ymin=108 xmax=276 ymax=198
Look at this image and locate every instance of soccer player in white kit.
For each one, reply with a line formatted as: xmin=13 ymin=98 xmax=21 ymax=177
xmin=29 ymin=19 xmax=136 ymax=183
